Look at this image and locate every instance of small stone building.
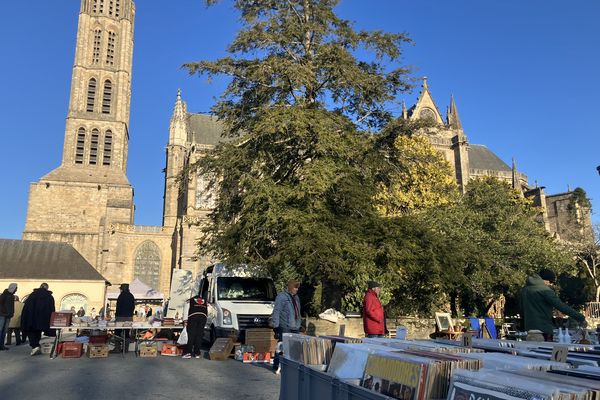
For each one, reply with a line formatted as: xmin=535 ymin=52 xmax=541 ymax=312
xmin=0 ymin=239 xmax=108 ymax=313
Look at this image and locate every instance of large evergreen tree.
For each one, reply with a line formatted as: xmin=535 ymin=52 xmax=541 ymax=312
xmin=184 ymin=0 xmax=414 ymax=310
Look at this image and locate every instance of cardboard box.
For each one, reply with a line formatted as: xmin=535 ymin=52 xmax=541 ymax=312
xmin=245 ymin=328 xmax=276 ymax=353
xmin=50 ymin=312 xmax=73 ymax=327
xmin=209 ymin=338 xmax=234 ymax=361
xmin=161 ymin=344 xmax=183 ymax=357
xmin=87 ymin=344 xmax=109 ymax=358
xmin=62 ymin=342 xmax=83 ymax=358
xmin=242 ymin=352 xmax=272 ymax=363
xmin=139 ymin=345 xmax=158 ymax=358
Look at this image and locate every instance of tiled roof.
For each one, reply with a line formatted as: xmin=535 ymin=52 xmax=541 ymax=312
xmin=468 ymin=144 xmax=511 ymax=172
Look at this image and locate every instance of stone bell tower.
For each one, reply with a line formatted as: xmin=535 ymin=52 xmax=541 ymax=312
xmin=23 ymin=0 xmax=137 ymax=271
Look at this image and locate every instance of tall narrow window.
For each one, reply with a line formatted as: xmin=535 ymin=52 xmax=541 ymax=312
xmin=99 ymin=0 xmax=104 ymax=14
xmin=86 ymin=78 xmax=96 ymax=112
xmin=92 ymin=29 xmax=102 ymax=64
xmin=75 ymin=128 xmax=86 ymax=164
xmin=102 ymin=80 xmax=112 ymax=114
xmin=109 ymin=0 xmax=114 ymax=16
xmin=89 ymin=129 xmax=99 ymax=165
xmin=134 ymin=241 xmax=161 ymax=290
xmin=106 ymin=32 xmax=116 ymax=65
xmin=115 ymin=0 xmax=120 ymax=17
xmin=103 ymin=130 xmax=112 ymax=166
xmin=92 ymin=0 xmax=98 ymax=13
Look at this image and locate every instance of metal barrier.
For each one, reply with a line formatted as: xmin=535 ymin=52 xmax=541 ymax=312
xmin=584 ymin=302 xmax=600 ymax=318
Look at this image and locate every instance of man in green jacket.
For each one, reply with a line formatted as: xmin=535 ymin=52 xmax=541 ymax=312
xmin=521 ymin=268 xmax=586 ymax=341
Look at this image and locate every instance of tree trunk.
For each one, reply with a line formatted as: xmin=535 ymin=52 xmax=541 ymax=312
xmin=321 ymin=279 xmax=343 ymax=311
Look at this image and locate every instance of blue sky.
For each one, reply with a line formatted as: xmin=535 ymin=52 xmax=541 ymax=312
xmin=1 ymin=1 xmax=599 ymax=239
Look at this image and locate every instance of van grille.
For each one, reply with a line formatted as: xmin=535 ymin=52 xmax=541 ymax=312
xmin=237 ymin=314 xmax=271 ymax=330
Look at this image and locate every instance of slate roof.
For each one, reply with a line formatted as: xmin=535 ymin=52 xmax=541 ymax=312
xmin=0 ymin=239 xmax=106 ymax=281
xmin=468 ymin=144 xmax=511 ymax=172
xmin=188 ymin=113 xmax=227 ymax=146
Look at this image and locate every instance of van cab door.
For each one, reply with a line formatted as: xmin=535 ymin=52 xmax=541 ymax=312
xmin=205 ymin=275 xmax=217 ymax=338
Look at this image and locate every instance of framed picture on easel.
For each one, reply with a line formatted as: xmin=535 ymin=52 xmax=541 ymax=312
xmin=435 ymin=312 xmax=454 ymax=332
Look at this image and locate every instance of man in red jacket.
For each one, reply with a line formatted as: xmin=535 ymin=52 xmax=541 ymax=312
xmin=362 ymin=281 xmax=385 ymax=338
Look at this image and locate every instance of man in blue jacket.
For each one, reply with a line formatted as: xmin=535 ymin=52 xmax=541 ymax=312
xmin=272 ymin=279 xmax=301 ymax=373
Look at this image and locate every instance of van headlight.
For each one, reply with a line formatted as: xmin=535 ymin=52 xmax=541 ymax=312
xmin=222 ymin=308 xmax=232 ymax=325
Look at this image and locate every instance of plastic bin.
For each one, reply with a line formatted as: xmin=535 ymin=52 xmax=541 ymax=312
xmin=279 ymin=358 xmax=393 ymax=400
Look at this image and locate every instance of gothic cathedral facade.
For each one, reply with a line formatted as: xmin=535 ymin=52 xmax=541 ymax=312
xmin=23 ymin=0 xmax=591 ymax=294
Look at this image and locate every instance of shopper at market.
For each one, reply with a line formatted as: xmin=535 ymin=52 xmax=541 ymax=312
xmin=111 ymin=283 xmax=135 ymax=353
xmin=6 ymin=295 xmax=24 ymax=346
xmin=0 ymin=283 xmax=18 ymax=350
xmin=182 ymin=293 xmax=208 ymax=359
xmin=521 ymin=268 xmax=587 ymax=341
xmin=21 ymin=283 xmax=55 ymax=356
xmin=272 ymin=279 xmax=301 ymax=373
xmin=362 ymin=280 xmax=385 ymax=338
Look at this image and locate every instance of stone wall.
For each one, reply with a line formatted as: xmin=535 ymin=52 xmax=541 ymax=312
xmin=304 ymin=316 xmax=437 ymax=340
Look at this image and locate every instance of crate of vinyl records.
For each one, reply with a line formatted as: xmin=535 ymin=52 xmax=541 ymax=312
xmin=50 ymin=312 xmax=72 ymax=327
xmin=139 ymin=344 xmax=158 ymax=358
xmin=87 ymin=344 xmax=109 ymax=358
xmin=62 ymin=341 xmax=83 ymax=358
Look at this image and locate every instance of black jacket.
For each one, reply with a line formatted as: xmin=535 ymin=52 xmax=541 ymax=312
xmin=116 ymin=289 xmax=135 ymax=318
xmin=0 ymin=289 xmax=15 ymax=318
xmin=187 ymin=295 xmax=208 ymax=320
xmin=21 ymin=288 xmax=55 ymax=331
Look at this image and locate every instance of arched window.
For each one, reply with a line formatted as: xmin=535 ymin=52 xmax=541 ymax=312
xmin=60 ymin=293 xmax=88 ymax=313
xmin=134 ymin=241 xmax=161 ymax=290
xmin=86 ymin=78 xmax=97 ymax=112
xmin=92 ymin=29 xmax=102 ymax=64
xmin=89 ymin=129 xmax=99 ymax=165
xmin=103 ymin=130 xmax=112 ymax=165
xmin=106 ymin=32 xmax=116 ymax=65
xmin=75 ymin=128 xmax=86 ymax=164
xmin=102 ymin=80 xmax=112 ymax=114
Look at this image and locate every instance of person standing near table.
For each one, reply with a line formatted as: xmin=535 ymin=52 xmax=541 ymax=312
xmin=21 ymin=283 xmax=55 ymax=356
xmin=0 ymin=283 xmax=18 ymax=350
xmin=182 ymin=293 xmax=208 ymax=359
xmin=112 ymin=283 xmax=135 ymax=353
xmin=6 ymin=295 xmax=24 ymax=346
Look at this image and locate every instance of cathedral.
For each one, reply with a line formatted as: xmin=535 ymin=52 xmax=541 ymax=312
xmin=22 ymin=0 xmax=591 ymax=295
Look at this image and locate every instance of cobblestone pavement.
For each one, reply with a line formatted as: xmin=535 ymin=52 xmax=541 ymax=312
xmin=0 ymin=339 xmax=280 ymax=400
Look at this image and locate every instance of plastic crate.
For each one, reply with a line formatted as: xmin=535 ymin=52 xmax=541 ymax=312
xmin=303 ymin=365 xmax=337 ymax=400
xmin=337 ymin=380 xmax=394 ymax=400
xmin=280 ymin=357 xmax=303 ymax=400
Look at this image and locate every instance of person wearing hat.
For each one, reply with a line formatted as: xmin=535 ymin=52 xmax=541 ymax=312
xmin=112 ymin=283 xmax=135 ymax=353
xmin=0 ymin=283 xmax=18 ymax=350
xmin=521 ymin=268 xmax=586 ymax=341
xmin=363 ymin=280 xmax=385 ymax=338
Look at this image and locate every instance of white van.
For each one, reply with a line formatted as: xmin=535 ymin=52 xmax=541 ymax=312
xmin=198 ymin=263 xmax=276 ymax=343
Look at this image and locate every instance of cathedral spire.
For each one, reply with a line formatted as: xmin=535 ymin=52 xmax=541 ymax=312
xmin=169 ymin=89 xmax=188 ymax=146
xmin=447 ymin=95 xmax=463 ymax=130
xmin=401 ymin=100 xmax=408 ymax=120
xmin=512 ymin=157 xmax=523 ymax=196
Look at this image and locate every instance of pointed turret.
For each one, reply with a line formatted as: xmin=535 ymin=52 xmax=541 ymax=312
xmin=401 ymin=100 xmax=408 ymax=120
xmin=447 ymin=95 xmax=463 ymax=130
xmin=512 ymin=157 xmax=523 ymax=196
xmin=169 ymin=88 xmax=188 ymax=146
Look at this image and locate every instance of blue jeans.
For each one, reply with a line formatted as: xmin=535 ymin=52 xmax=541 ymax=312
xmin=366 ymin=334 xmax=384 ymax=338
xmin=0 ymin=316 xmax=10 ymax=348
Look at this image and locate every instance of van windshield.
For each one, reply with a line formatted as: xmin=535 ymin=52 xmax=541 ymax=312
xmin=217 ymin=277 xmax=276 ymax=301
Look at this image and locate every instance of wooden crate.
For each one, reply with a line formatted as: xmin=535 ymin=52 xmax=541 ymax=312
xmin=87 ymin=344 xmax=109 ymax=358
xmin=209 ymin=338 xmax=234 ymax=361
xmin=50 ymin=312 xmax=72 ymax=327
xmin=160 ymin=343 xmax=183 ymax=357
xmin=139 ymin=345 xmax=158 ymax=358
xmin=62 ymin=342 xmax=83 ymax=358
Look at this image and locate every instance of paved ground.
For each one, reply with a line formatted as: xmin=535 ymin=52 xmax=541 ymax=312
xmin=0 ymin=339 xmax=281 ymax=400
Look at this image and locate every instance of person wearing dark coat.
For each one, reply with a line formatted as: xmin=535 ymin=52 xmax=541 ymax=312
xmin=0 ymin=283 xmax=18 ymax=350
xmin=21 ymin=283 xmax=55 ymax=355
xmin=112 ymin=283 xmax=135 ymax=353
xmin=182 ymin=294 xmax=208 ymax=359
